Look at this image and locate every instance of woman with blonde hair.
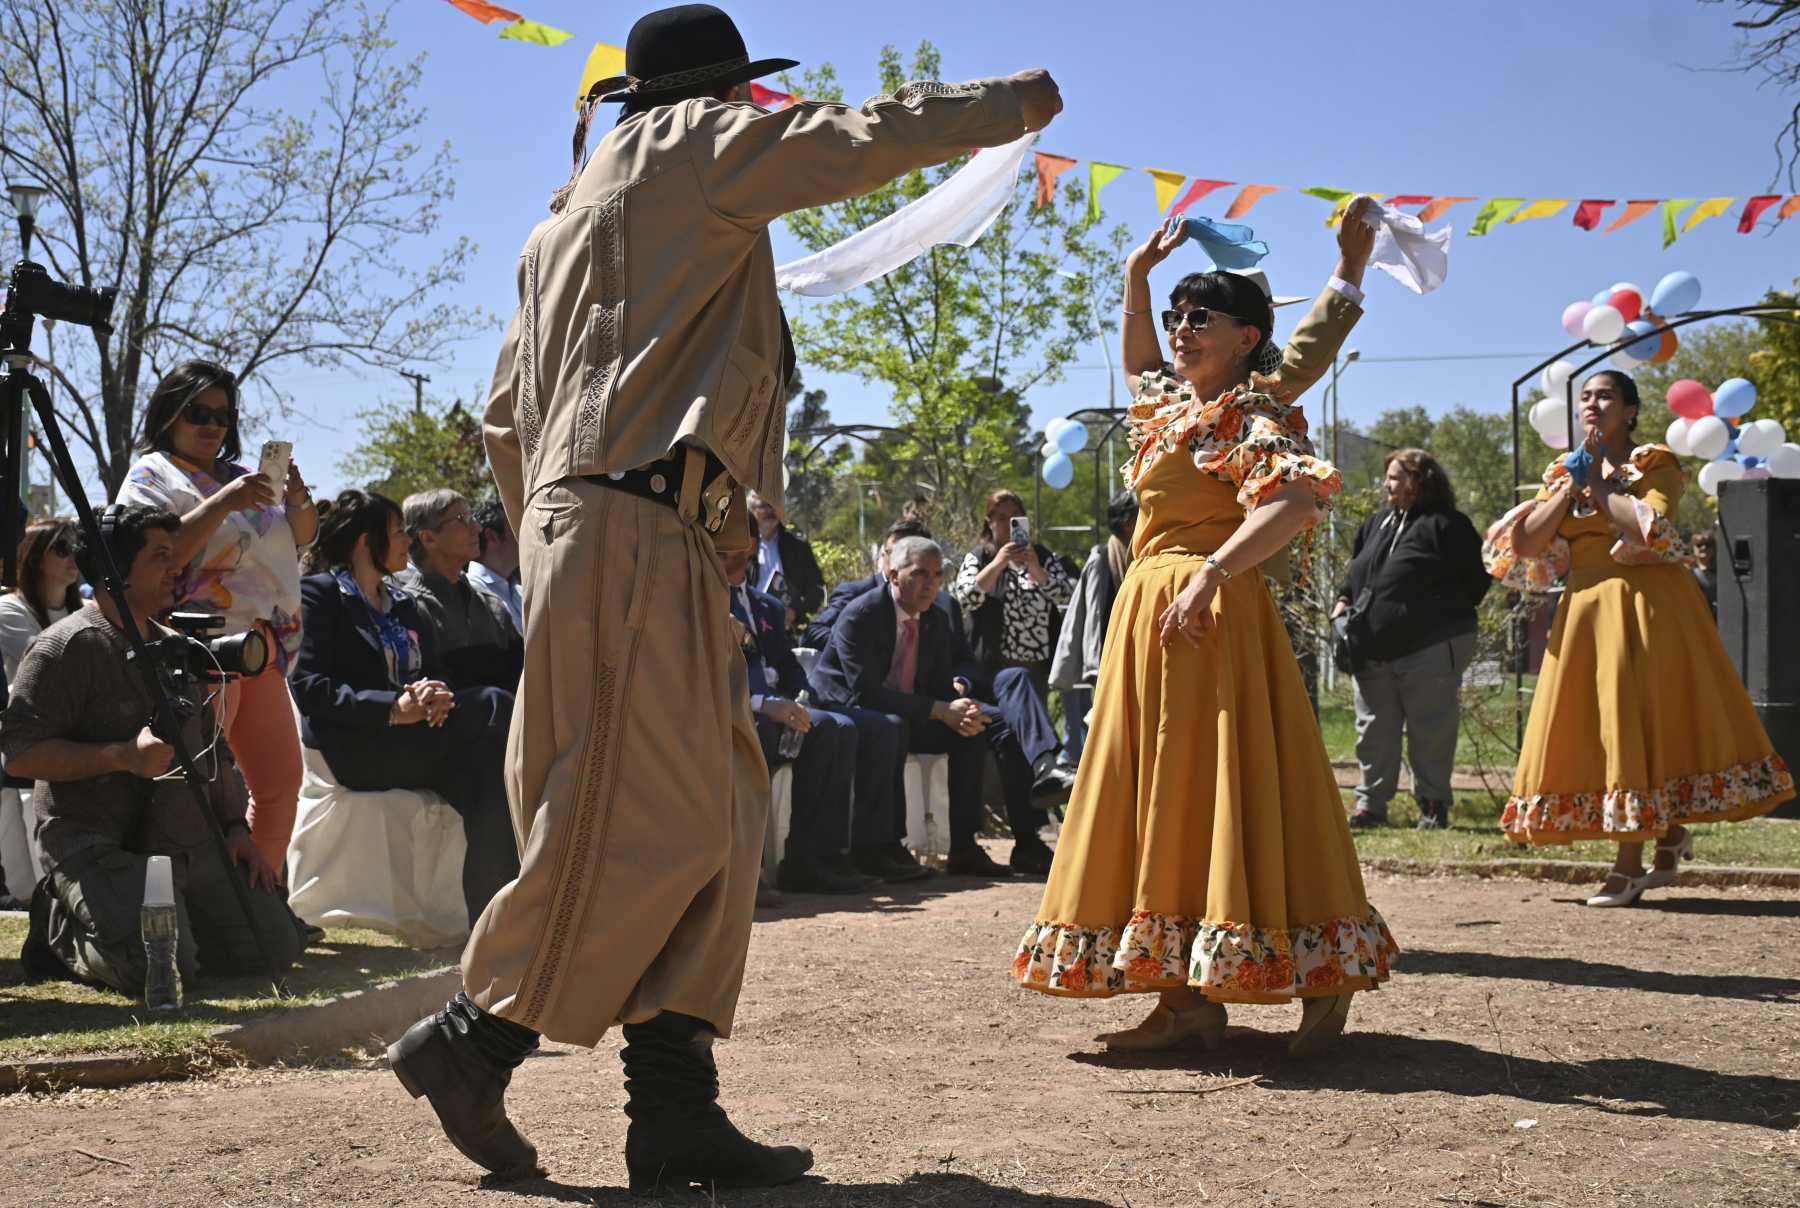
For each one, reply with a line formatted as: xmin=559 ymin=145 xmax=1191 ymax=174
xmin=1012 ymin=200 xmax=1398 ymax=1056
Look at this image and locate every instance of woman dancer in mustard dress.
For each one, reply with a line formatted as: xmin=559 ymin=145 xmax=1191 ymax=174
xmin=1484 ymin=370 xmax=1793 ymax=907
xmin=1012 ymin=202 xmax=1398 ymax=1057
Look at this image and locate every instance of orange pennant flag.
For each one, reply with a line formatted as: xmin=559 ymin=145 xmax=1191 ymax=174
xmin=1778 ymin=196 xmax=1800 ymax=223
xmin=1146 ymin=169 xmax=1187 ymax=214
xmin=447 ymin=0 xmax=522 ymax=23
xmin=1601 ymin=199 xmax=1659 ymax=234
xmin=1416 ymin=196 xmax=1475 ymax=223
xmin=1033 ymin=153 xmax=1078 ymax=209
xmin=1223 ymin=184 xmax=1280 ymax=219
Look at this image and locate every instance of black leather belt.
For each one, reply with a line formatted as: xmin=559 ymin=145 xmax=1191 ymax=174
xmin=583 ymin=447 xmax=735 ymax=534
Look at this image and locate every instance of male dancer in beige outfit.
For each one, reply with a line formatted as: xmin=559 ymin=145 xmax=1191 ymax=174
xmin=388 ymin=4 xmax=1062 ymax=1193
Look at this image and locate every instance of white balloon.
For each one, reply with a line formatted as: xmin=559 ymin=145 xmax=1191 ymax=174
xmin=1531 ymin=398 xmax=1571 ymax=449
xmin=1665 ymin=416 xmax=1693 ymax=456
xmin=1698 ymin=458 xmax=1745 ymax=497
xmin=1768 ymin=443 xmax=1800 ymax=478
xmin=1611 ymin=347 xmax=1644 ymax=371
xmin=1541 ymin=360 xmax=1576 ymax=399
xmin=1040 ymin=440 xmax=1061 ymax=459
xmin=1583 ymin=303 xmax=1626 ymax=344
xmin=1687 ymin=415 xmax=1731 ymax=460
xmin=1044 ymin=417 xmax=1070 ymax=442
xmin=1737 ymin=418 xmax=1787 ymax=458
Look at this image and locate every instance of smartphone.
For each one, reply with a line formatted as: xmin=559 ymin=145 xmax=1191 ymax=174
xmin=1009 ymin=516 xmax=1030 ymax=547
xmin=257 ymin=440 xmax=292 ymax=492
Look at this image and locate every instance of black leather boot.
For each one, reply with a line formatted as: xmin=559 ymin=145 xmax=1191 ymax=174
xmin=621 ymin=1011 xmax=813 ymax=1195
xmin=389 ymin=993 xmax=543 ymax=1179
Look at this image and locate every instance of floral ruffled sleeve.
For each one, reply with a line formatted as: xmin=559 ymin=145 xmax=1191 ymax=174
xmin=1481 ymin=458 xmax=1570 ymax=593
xmin=1123 ymin=370 xmax=1341 ymax=513
xmin=1609 ymin=444 xmax=1696 ymax=567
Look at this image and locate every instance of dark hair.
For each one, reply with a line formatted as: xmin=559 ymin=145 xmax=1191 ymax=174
xmin=974 ymin=489 xmax=1029 ymax=561
xmin=138 ymin=360 xmax=242 ymax=465
xmin=1106 ymin=490 xmax=1140 ymax=542
xmin=885 ymin=517 xmax=933 ymax=543
xmin=1383 ymin=448 xmax=1457 ymax=513
xmin=1585 ymin=370 xmax=1641 ymax=435
xmin=1168 ymin=271 xmax=1274 ymax=363
xmin=74 ymin=505 xmax=180 ymax=587
xmin=305 ymin=490 xmax=402 ymax=575
xmin=12 ymin=518 xmax=82 ymax=626
xmin=472 ymin=499 xmax=510 ymax=556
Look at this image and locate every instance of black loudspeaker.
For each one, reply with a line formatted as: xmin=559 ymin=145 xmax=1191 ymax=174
xmin=1715 ymin=478 xmax=1800 ymax=819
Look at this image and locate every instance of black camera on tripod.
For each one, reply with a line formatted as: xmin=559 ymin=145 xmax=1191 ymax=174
xmin=3 ymin=261 xmax=117 ymax=334
xmin=146 ymin=612 xmax=270 ymax=685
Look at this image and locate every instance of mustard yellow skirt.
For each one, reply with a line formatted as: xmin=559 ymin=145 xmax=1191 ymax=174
xmin=1012 ymin=551 xmax=1397 ymax=1004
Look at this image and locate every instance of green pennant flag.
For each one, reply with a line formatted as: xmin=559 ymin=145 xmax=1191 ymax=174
xmin=1662 ymin=198 xmax=1698 ymax=248
xmin=1301 ymin=186 xmax=1353 ymax=204
xmin=1469 ymin=198 xmax=1526 ymax=236
xmin=498 ymin=18 xmax=573 ymax=46
xmin=1088 ymin=161 xmax=1126 ymax=222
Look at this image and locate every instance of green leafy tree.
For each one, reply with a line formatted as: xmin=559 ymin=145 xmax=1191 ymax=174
xmin=338 ymin=396 xmax=490 ymax=503
xmin=780 ymin=42 xmax=1130 ymax=550
xmin=782 ymin=372 xmax=851 ymax=537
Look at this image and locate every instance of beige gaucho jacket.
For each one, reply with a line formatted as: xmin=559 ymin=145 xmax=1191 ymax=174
xmin=483 ymin=81 xmax=1027 ymax=532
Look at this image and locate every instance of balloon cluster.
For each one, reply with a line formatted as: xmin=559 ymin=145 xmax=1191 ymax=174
xmin=1661 ymin=378 xmax=1800 ymax=495
xmin=1040 ymin=417 xmax=1088 ymax=489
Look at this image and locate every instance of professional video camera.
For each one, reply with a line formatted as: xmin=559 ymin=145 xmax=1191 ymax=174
xmin=146 ymin=612 xmax=270 ymax=685
xmin=2 ymin=261 xmax=117 ymax=333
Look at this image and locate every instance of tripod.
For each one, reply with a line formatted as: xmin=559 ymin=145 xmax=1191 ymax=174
xmin=0 ymin=276 xmax=280 ymax=975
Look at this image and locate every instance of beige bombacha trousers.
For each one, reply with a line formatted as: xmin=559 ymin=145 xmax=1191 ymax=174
xmin=460 ymin=466 xmax=767 ymax=1046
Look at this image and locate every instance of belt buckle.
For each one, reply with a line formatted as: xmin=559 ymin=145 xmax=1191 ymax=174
xmin=699 ymin=467 xmax=734 ymax=534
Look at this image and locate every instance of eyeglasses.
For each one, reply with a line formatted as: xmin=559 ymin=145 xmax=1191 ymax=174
xmin=1160 ymin=307 xmax=1242 ymax=335
xmin=47 ymin=538 xmax=73 ymax=557
xmin=182 ymin=401 xmax=234 ymax=428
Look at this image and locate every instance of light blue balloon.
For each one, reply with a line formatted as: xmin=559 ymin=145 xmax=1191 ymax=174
xmin=1042 ymin=450 xmax=1075 ymax=489
xmin=1054 ymin=419 xmax=1088 ymax=455
xmin=1592 ymin=287 xmax=1614 ymax=307
xmin=1650 ymin=270 xmax=1702 ymax=315
xmin=1718 ymin=436 xmax=1739 ymax=461
xmin=1714 ymin=377 xmax=1757 ymax=419
xmin=1621 ymin=320 xmax=1660 ymax=359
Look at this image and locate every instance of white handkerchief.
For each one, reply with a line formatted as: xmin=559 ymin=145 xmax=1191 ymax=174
xmin=1365 ymin=203 xmax=1451 ymax=295
xmin=775 ymin=133 xmax=1039 ymax=297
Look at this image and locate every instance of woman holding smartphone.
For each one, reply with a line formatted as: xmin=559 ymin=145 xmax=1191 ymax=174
xmin=116 ymin=360 xmax=318 ymax=878
xmin=952 ymin=489 xmax=1075 ymax=705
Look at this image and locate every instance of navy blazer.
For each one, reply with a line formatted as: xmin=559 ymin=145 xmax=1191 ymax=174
xmin=805 ymin=574 xmax=978 ymax=689
xmin=290 ymin=572 xmax=442 ymax=747
xmin=730 ymin=581 xmax=807 ymax=700
xmin=808 ymin=583 xmax=961 ymax=727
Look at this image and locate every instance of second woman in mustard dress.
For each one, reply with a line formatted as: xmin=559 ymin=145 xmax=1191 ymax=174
xmin=1012 ymin=204 xmax=1398 ymax=1057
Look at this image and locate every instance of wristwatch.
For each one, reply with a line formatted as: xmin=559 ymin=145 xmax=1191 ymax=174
xmin=1203 ymin=554 xmax=1232 ymax=580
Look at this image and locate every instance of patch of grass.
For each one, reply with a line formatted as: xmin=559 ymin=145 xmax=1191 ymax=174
xmin=1345 ymin=788 xmax=1800 ymax=869
xmin=0 ymin=922 xmax=454 ymax=1062
xmin=1316 ymin=676 xmax=1530 ymax=772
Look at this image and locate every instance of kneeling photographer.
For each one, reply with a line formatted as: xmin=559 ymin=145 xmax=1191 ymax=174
xmin=0 ymin=505 xmax=300 ymax=992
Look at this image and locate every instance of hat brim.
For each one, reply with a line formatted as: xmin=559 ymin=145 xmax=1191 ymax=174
xmin=599 ymin=56 xmax=801 ymax=102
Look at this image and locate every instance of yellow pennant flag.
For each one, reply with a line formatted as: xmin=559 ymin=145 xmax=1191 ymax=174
xmin=1146 ymin=169 xmax=1187 ymax=214
xmin=1328 ymin=193 xmax=1383 ymax=227
xmin=1088 ymin=162 xmax=1126 ymax=222
xmin=499 ymin=18 xmax=573 ymax=47
xmin=1506 ymin=198 xmax=1570 ymax=223
xmin=1683 ymin=196 xmax=1736 ymax=234
xmin=576 ymin=40 xmax=627 ymax=109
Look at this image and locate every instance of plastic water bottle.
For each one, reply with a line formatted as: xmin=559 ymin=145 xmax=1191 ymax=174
xmin=778 ymin=690 xmax=810 ymax=760
xmin=141 ymin=855 xmax=182 ymax=1011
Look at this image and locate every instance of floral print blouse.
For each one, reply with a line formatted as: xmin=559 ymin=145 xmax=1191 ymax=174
xmin=951 ymin=550 xmax=1075 ymax=664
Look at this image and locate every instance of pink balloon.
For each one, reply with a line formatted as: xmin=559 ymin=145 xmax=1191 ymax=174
xmin=1667 ymin=379 xmax=1715 ymax=420
xmin=1609 ymin=289 xmax=1643 ymax=324
xmin=1562 ymin=300 xmax=1593 ymax=341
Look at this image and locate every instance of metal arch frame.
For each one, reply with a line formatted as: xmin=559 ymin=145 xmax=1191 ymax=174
xmin=1032 ymin=405 xmax=1130 ymax=540
xmin=1507 ymin=301 xmax=1800 ymax=745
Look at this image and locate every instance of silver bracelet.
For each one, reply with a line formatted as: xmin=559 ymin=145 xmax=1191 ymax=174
xmin=1204 ymin=554 xmax=1231 ymax=580
xmin=1123 ymin=306 xmax=1148 ymax=316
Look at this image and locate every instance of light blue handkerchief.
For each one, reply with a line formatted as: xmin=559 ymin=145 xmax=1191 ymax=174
xmin=1180 ymin=216 xmax=1271 ymax=270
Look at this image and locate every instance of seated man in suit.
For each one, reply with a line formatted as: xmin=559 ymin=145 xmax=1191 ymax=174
xmin=718 ymin=546 xmax=902 ymax=893
xmin=809 ymin=536 xmax=1054 ymax=877
xmin=393 ymin=489 xmax=524 ymax=695
xmin=806 ymin=519 xmax=1067 ymax=802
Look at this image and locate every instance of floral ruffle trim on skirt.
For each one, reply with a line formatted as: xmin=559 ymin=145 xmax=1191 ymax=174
xmin=1502 ymin=753 xmax=1794 ymax=844
xmin=1012 ymin=908 xmax=1399 ymax=1001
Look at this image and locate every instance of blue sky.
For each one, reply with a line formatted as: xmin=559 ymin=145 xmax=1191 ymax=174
xmin=153 ymin=0 xmax=1800 ymax=493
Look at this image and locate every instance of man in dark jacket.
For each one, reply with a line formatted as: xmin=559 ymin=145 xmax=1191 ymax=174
xmin=747 ymin=491 xmax=825 ymax=626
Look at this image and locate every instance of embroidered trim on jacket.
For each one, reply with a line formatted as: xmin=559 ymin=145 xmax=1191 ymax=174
xmin=575 ymin=188 xmax=626 ymax=465
xmin=518 ymin=248 xmax=543 ymax=466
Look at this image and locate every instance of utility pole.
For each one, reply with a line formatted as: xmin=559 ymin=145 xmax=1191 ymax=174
xmin=400 ymin=370 xmax=431 ymax=414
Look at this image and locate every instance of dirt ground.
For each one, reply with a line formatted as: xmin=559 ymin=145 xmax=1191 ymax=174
xmin=3 ymin=860 xmax=1797 ymax=1208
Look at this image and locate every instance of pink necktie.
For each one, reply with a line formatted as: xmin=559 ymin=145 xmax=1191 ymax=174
xmin=888 ymin=616 xmax=918 ymax=693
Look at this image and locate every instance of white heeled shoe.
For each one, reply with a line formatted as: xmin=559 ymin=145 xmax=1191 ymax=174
xmin=1096 ymin=1001 xmax=1227 ymax=1053
xmin=1641 ymin=829 xmax=1696 ymax=889
xmin=1585 ymin=870 xmax=1651 ymax=907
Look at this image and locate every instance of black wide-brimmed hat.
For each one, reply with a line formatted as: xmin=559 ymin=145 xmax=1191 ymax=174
xmin=590 ymin=5 xmax=798 ymax=104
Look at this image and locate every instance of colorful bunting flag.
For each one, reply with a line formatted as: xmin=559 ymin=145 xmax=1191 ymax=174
xmin=1603 ymin=199 xmax=1659 ymax=234
xmin=1417 ymin=196 xmax=1475 ymax=223
xmin=1383 ymin=195 xmax=1434 ymax=208
xmin=1168 ymin=179 xmax=1231 ymax=218
xmin=500 ymin=18 xmax=573 ymax=46
xmin=750 ymin=82 xmax=797 ymax=109
xmin=448 ymin=0 xmax=522 ymax=22
xmin=1683 ymin=196 xmax=1736 ymax=234
xmin=1573 ymin=199 xmax=1615 ymax=230
xmin=1146 ymin=169 xmax=1187 ymax=214
xmin=1033 ymin=153 xmax=1077 ymax=209
xmin=1661 ymin=198 xmax=1698 ymax=247
xmin=1468 ymin=198 xmax=1526 ymax=236
xmin=1088 ymin=162 xmax=1126 ymax=222
xmin=575 ymin=40 xmax=626 ymax=108
xmin=1506 ymin=199 xmax=1569 ymax=224
xmin=1223 ymin=184 xmax=1280 ymax=219
xmin=1739 ymin=194 xmax=1784 ymax=232
xmin=1779 ymin=196 xmax=1800 ymax=223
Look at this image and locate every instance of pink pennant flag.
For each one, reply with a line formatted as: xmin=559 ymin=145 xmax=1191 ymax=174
xmin=1168 ymin=179 xmax=1232 ymax=217
xmin=447 ymin=0 xmax=521 ymax=23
